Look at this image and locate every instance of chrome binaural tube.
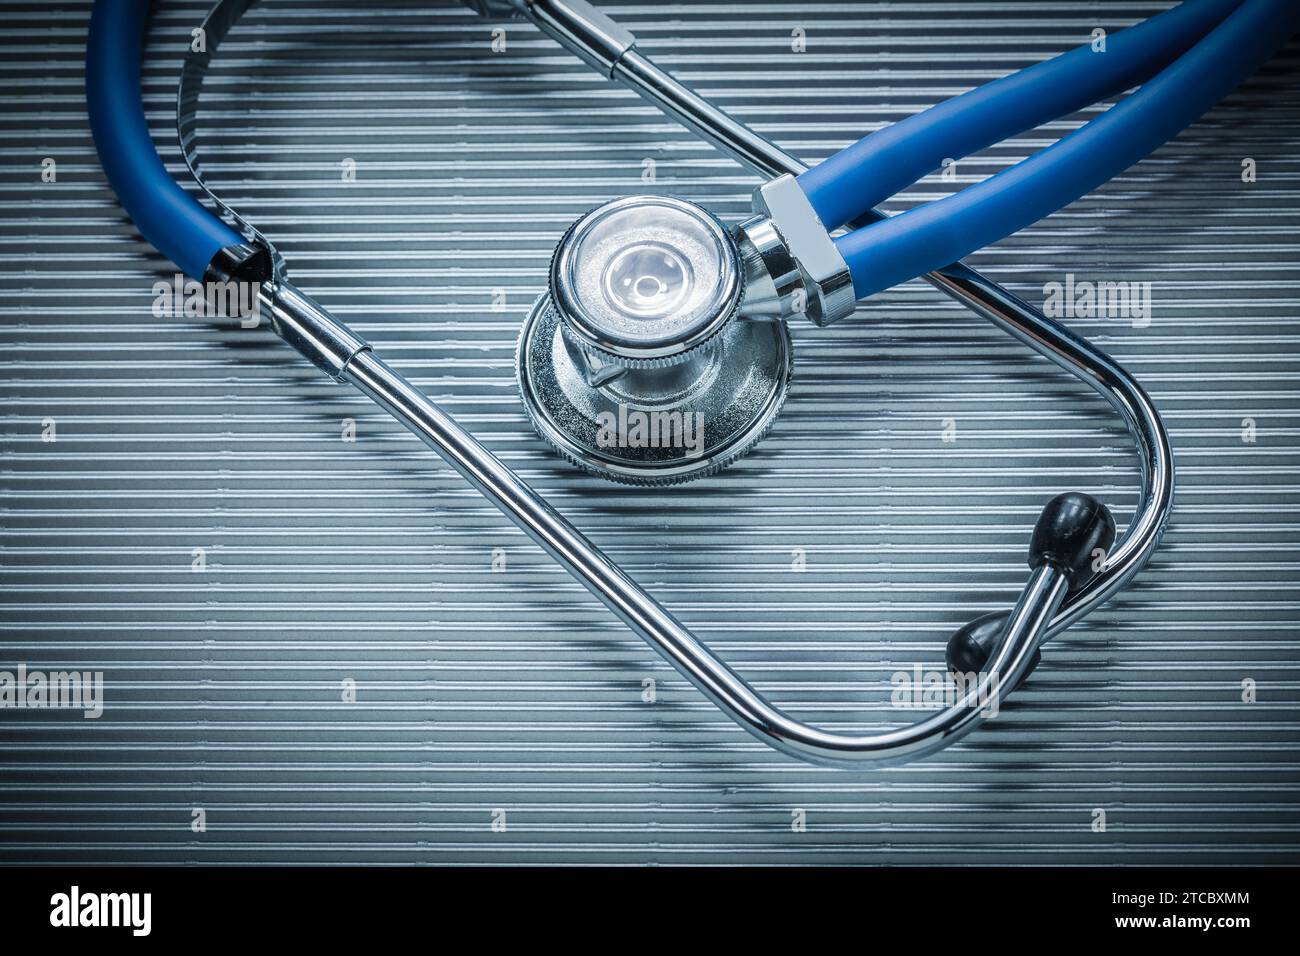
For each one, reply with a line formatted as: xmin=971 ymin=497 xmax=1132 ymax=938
xmin=340 ymin=339 xmax=1059 ymax=766
xmin=259 ymin=274 xmax=1086 ymax=765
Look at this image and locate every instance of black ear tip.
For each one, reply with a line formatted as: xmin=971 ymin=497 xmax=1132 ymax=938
xmin=1029 ymin=492 xmax=1116 ymax=591
xmin=946 ymin=610 xmax=1041 ymax=681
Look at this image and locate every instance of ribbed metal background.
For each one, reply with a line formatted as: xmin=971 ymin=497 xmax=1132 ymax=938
xmin=1 ymin=0 xmax=1298 ymax=865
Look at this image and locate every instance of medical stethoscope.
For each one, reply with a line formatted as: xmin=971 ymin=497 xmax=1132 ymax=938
xmin=85 ymin=0 xmax=1295 ymax=766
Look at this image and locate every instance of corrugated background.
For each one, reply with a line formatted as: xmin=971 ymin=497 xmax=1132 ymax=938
xmin=1 ymin=0 xmax=1298 ymax=865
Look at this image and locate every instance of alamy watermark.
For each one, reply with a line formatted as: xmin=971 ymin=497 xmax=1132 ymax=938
xmin=595 ymin=403 xmax=705 ymax=458
xmin=152 ymin=273 xmax=261 ymax=328
xmin=1043 ymin=272 xmax=1151 ymax=328
xmin=891 ymin=664 xmax=1001 ymax=718
xmin=0 ymin=664 xmax=103 ymax=719
xmin=50 ymin=886 xmax=150 ymax=936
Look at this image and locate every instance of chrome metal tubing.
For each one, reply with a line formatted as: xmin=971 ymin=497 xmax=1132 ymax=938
xmin=258 ymin=282 xmax=369 ymax=380
xmin=515 ymin=17 xmax=1174 ymax=647
xmin=926 ymin=264 xmax=1174 ymax=638
xmin=342 ymin=346 xmax=1063 ymax=766
xmin=610 ymin=49 xmax=807 ymax=180
xmin=520 ymin=0 xmax=635 ymax=77
xmin=188 ymin=0 xmax=1175 ymax=765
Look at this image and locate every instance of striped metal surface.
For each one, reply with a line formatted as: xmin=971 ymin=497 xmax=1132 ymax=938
xmin=1 ymin=0 xmax=1298 ymax=865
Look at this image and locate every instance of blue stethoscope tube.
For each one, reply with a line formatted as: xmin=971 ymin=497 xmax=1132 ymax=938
xmin=86 ymin=0 xmax=241 ymax=281
xmin=829 ymin=0 xmax=1300 ymax=299
xmin=798 ymin=0 xmax=1246 ymax=232
xmin=87 ymin=0 xmax=1293 ymax=304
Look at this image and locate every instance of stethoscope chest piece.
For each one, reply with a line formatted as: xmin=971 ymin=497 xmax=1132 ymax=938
xmin=517 ymin=195 xmax=792 ymax=485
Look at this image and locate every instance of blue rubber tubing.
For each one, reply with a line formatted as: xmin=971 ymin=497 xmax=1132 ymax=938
xmin=86 ymin=0 xmax=242 ymax=281
xmin=836 ymin=0 xmax=1299 ymax=300
xmin=799 ymin=0 xmax=1243 ymax=232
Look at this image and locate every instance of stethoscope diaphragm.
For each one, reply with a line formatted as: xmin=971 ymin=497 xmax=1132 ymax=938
xmin=517 ymin=195 xmax=792 ymax=485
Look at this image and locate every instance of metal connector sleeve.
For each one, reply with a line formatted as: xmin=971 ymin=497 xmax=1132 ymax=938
xmin=739 ymin=173 xmax=856 ymax=327
xmin=733 ymin=215 xmax=800 ymax=321
xmin=258 ymin=282 xmax=371 ymax=382
xmin=204 ymin=241 xmax=273 ymax=285
xmin=463 ymin=1 xmax=635 ymax=76
xmin=516 ymin=0 xmax=636 ymax=77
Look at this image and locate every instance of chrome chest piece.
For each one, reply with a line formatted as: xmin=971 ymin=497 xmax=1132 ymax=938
xmin=517 ymin=195 xmax=793 ymax=484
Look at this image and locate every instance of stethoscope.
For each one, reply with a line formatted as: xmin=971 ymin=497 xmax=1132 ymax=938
xmin=84 ymin=0 xmax=1295 ymax=766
